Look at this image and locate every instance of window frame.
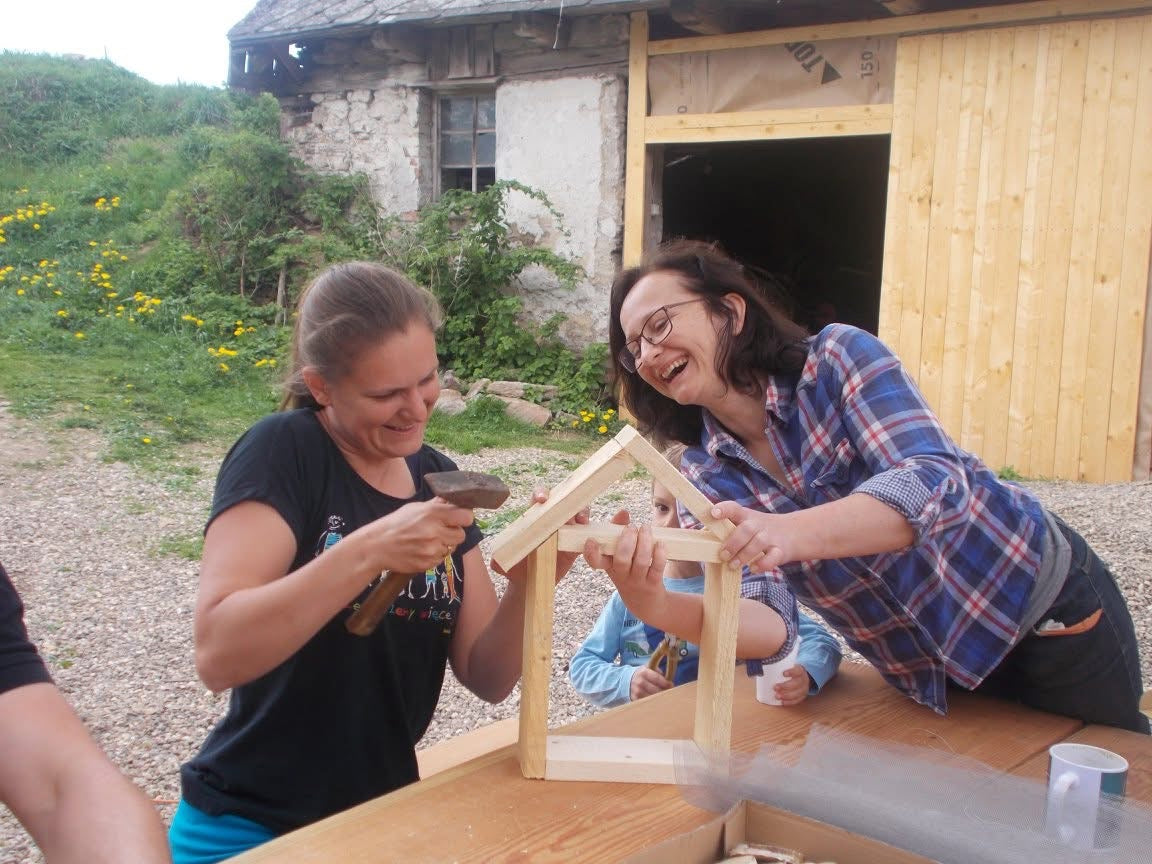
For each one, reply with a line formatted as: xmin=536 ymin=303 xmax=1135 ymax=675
xmin=434 ymin=89 xmax=496 ymax=197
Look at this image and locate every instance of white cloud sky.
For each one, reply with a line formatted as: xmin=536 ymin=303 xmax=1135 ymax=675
xmin=0 ymin=1 xmax=260 ymax=87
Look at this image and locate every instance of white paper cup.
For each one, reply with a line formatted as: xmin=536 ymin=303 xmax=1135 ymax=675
xmin=754 ymin=635 xmax=802 ymax=706
xmin=1044 ymin=742 xmax=1128 ymax=849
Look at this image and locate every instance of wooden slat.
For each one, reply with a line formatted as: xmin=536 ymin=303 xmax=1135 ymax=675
xmin=544 ymin=736 xmax=683 ymax=783
xmin=960 ymin=27 xmax=1013 ymax=459
xmin=1006 ymin=26 xmax=1060 ymax=476
xmin=622 ymin=11 xmax=649 ymax=267
xmin=1107 ymin=16 xmax=1152 ymax=480
xmin=938 ymin=30 xmax=991 ymax=436
xmin=982 ymin=26 xmax=1040 ymax=472
xmin=1054 ymin=20 xmax=1115 ymax=479
xmin=917 ymin=32 xmax=966 ymax=413
xmin=647 ymin=0 xmax=1152 ymax=56
xmin=489 ymin=436 xmax=634 ymax=571
xmin=417 ymin=718 xmax=517 ymax=778
xmin=518 ymin=536 xmax=557 ymax=779
xmin=693 ymin=561 xmax=741 ymax=756
xmin=1081 ymin=20 xmax=1139 ymax=481
xmin=1030 ymin=20 xmax=1090 ymax=477
xmin=556 ymin=523 xmax=725 ymax=562
xmin=644 ymin=116 xmax=892 ymax=143
xmin=878 ymin=36 xmax=921 ymax=346
xmin=898 ymin=34 xmax=943 ymax=381
xmin=615 ymin=425 xmax=732 ymax=538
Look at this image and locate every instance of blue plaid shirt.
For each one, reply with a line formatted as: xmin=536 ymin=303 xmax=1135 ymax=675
xmin=679 ymin=324 xmax=1048 ymax=713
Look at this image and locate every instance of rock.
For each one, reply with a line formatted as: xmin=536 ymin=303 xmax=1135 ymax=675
xmin=440 ymin=369 xmax=465 ymax=392
xmin=435 ymin=389 xmax=467 ymax=415
xmin=486 ymin=380 xmax=558 ymax=403
xmin=491 ymin=395 xmax=551 ymax=427
xmin=465 ymin=378 xmax=491 ymax=400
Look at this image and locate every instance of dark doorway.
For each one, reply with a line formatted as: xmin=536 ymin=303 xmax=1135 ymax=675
xmin=660 ymin=135 xmax=890 ymax=334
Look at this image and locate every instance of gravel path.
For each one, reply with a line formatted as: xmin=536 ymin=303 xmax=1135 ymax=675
xmin=1 ymin=402 xmax=1150 ymax=861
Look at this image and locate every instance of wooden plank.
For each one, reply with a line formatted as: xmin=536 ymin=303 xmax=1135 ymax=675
xmin=898 ymin=33 xmax=943 ymax=380
xmin=917 ymin=32 xmax=965 ymax=413
xmin=983 ymin=26 xmax=1040 ymax=473
xmin=693 ymin=561 xmax=741 ymax=756
xmin=645 ymin=104 xmax=892 ymax=131
xmin=556 ymin=523 xmax=725 ymax=562
xmin=644 ymin=116 xmax=893 ymax=143
xmin=417 ymin=718 xmax=517 ymax=778
xmin=878 ymin=36 xmax=921 ymax=347
xmin=1006 ymin=26 xmax=1059 ymax=477
xmin=623 ymin=11 xmax=649 ymax=267
xmin=488 ymin=436 xmax=634 ymax=571
xmin=938 ymin=29 xmax=990 ymax=437
xmin=1054 ymin=20 xmax=1115 ymax=480
xmin=544 ymin=736 xmax=684 ymax=783
xmin=960 ymin=27 xmax=1013 ymax=460
xmin=1081 ymin=20 xmax=1138 ymax=482
xmin=647 ymin=0 xmax=1152 ymax=56
xmin=518 ymin=536 xmax=557 ymax=779
xmin=1106 ymin=15 xmax=1152 ymax=481
xmin=615 ymin=425 xmax=732 ymax=538
xmin=1030 ymin=21 xmax=1090 ymax=477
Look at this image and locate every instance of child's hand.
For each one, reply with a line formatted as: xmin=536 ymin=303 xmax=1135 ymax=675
xmin=629 ymin=667 xmax=673 ymax=701
xmin=773 ymin=666 xmax=811 ymax=706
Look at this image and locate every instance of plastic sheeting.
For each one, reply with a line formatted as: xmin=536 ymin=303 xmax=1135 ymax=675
xmin=673 ymin=726 xmax=1152 ymax=863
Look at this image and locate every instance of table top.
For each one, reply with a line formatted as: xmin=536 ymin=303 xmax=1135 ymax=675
xmin=231 ymin=662 xmax=1087 ymax=863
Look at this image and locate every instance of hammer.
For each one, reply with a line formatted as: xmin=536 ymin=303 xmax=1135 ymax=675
xmin=344 ymin=470 xmax=510 ymax=636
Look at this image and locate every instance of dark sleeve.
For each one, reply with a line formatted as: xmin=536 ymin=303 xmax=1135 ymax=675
xmin=0 ymin=563 xmax=52 ymax=695
xmin=207 ymin=412 xmax=316 ymax=540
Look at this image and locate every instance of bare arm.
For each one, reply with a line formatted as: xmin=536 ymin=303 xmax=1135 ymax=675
xmin=0 ymin=683 xmax=170 ymax=864
xmin=195 ymin=498 xmax=474 ymax=692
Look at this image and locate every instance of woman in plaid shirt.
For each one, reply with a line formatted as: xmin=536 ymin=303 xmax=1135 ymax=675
xmin=600 ymin=239 xmax=1147 ymax=733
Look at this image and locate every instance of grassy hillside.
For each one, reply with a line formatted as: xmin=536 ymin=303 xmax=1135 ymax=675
xmin=0 ymin=53 xmax=614 ymax=469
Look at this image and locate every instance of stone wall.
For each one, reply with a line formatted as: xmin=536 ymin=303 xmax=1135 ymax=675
xmin=275 ymin=13 xmax=631 ymax=347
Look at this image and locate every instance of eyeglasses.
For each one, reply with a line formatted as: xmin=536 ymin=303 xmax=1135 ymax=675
xmin=618 ymin=298 xmax=707 ymax=373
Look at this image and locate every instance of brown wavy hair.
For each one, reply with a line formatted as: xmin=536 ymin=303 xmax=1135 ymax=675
xmin=280 ymin=262 xmax=443 ymax=410
xmin=609 ymin=240 xmax=809 ymax=446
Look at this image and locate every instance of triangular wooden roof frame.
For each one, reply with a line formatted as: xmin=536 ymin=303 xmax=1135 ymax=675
xmin=490 ymin=425 xmax=744 ymax=783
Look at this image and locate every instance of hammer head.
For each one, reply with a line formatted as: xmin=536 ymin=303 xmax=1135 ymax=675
xmin=425 ymin=470 xmax=510 ymax=510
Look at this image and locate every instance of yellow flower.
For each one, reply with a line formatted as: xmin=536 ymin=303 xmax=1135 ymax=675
xmin=598 ymin=424 xmax=608 ymax=434
xmin=75 ymin=332 xmax=86 ymax=340
xmin=218 ymin=363 xmax=230 ymax=373
xmin=83 ymin=405 xmax=90 ymax=411
xmin=32 ymin=224 xmax=40 ymax=230
xmin=141 ymin=437 xmax=152 ymax=444
xmin=571 ymin=420 xmax=580 ymax=428
xmin=56 ymin=309 xmax=68 ymax=318
xmin=16 ymin=289 xmax=24 ymax=296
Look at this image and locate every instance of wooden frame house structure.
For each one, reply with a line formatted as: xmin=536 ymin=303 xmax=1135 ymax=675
xmin=489 ymin=425 xmax=743 ymax=783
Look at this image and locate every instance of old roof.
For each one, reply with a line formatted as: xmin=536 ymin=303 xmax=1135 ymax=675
xmin=228 ymin=0 xmax=662 ymax=45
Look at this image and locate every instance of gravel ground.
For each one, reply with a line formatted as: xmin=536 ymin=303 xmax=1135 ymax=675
xmin=1 ymin=402 xmax=1150 ymax=861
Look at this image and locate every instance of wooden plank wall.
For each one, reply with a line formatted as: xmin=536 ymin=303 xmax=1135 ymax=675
xmin=879 ymin=15 xmax=1152 ymax=481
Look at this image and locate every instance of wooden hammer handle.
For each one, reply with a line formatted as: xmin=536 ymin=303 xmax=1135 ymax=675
xmin=345 ymin=571 xmax=415 ymax=636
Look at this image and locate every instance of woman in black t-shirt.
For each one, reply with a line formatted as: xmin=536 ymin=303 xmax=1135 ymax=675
xmin=170 ymin=262 xmax=583 ymax=862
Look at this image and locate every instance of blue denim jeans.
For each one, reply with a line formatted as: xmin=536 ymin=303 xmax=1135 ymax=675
xmin=970 ymin=515 xmax=1149 ymax=734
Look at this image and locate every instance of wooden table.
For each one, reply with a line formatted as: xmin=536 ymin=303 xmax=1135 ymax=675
xmin=230 ymin=663 xmax=1083 ymax=863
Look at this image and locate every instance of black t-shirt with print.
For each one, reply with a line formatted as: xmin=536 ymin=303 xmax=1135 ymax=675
xmin=180 ymin=409 xmax=483 ymax=833
xmin=0 ymin=563 xmax=52 ymax=696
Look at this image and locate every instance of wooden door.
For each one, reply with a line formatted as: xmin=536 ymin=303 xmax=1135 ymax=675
xmin=879 ymin=15 xmax=1152 ymax=482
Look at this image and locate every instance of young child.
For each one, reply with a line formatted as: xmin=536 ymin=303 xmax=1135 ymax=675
xmin=570 ymin=450 xmax=842 ymax=709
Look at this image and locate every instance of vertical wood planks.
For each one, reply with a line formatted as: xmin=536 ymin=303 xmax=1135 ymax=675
xmin=519 ymin=535 xmax=558 ymax=779
xmin=622 ymin=12 xmax=650 ymax=267
xmin=693 ymin=562 xmax=742 ymax=757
